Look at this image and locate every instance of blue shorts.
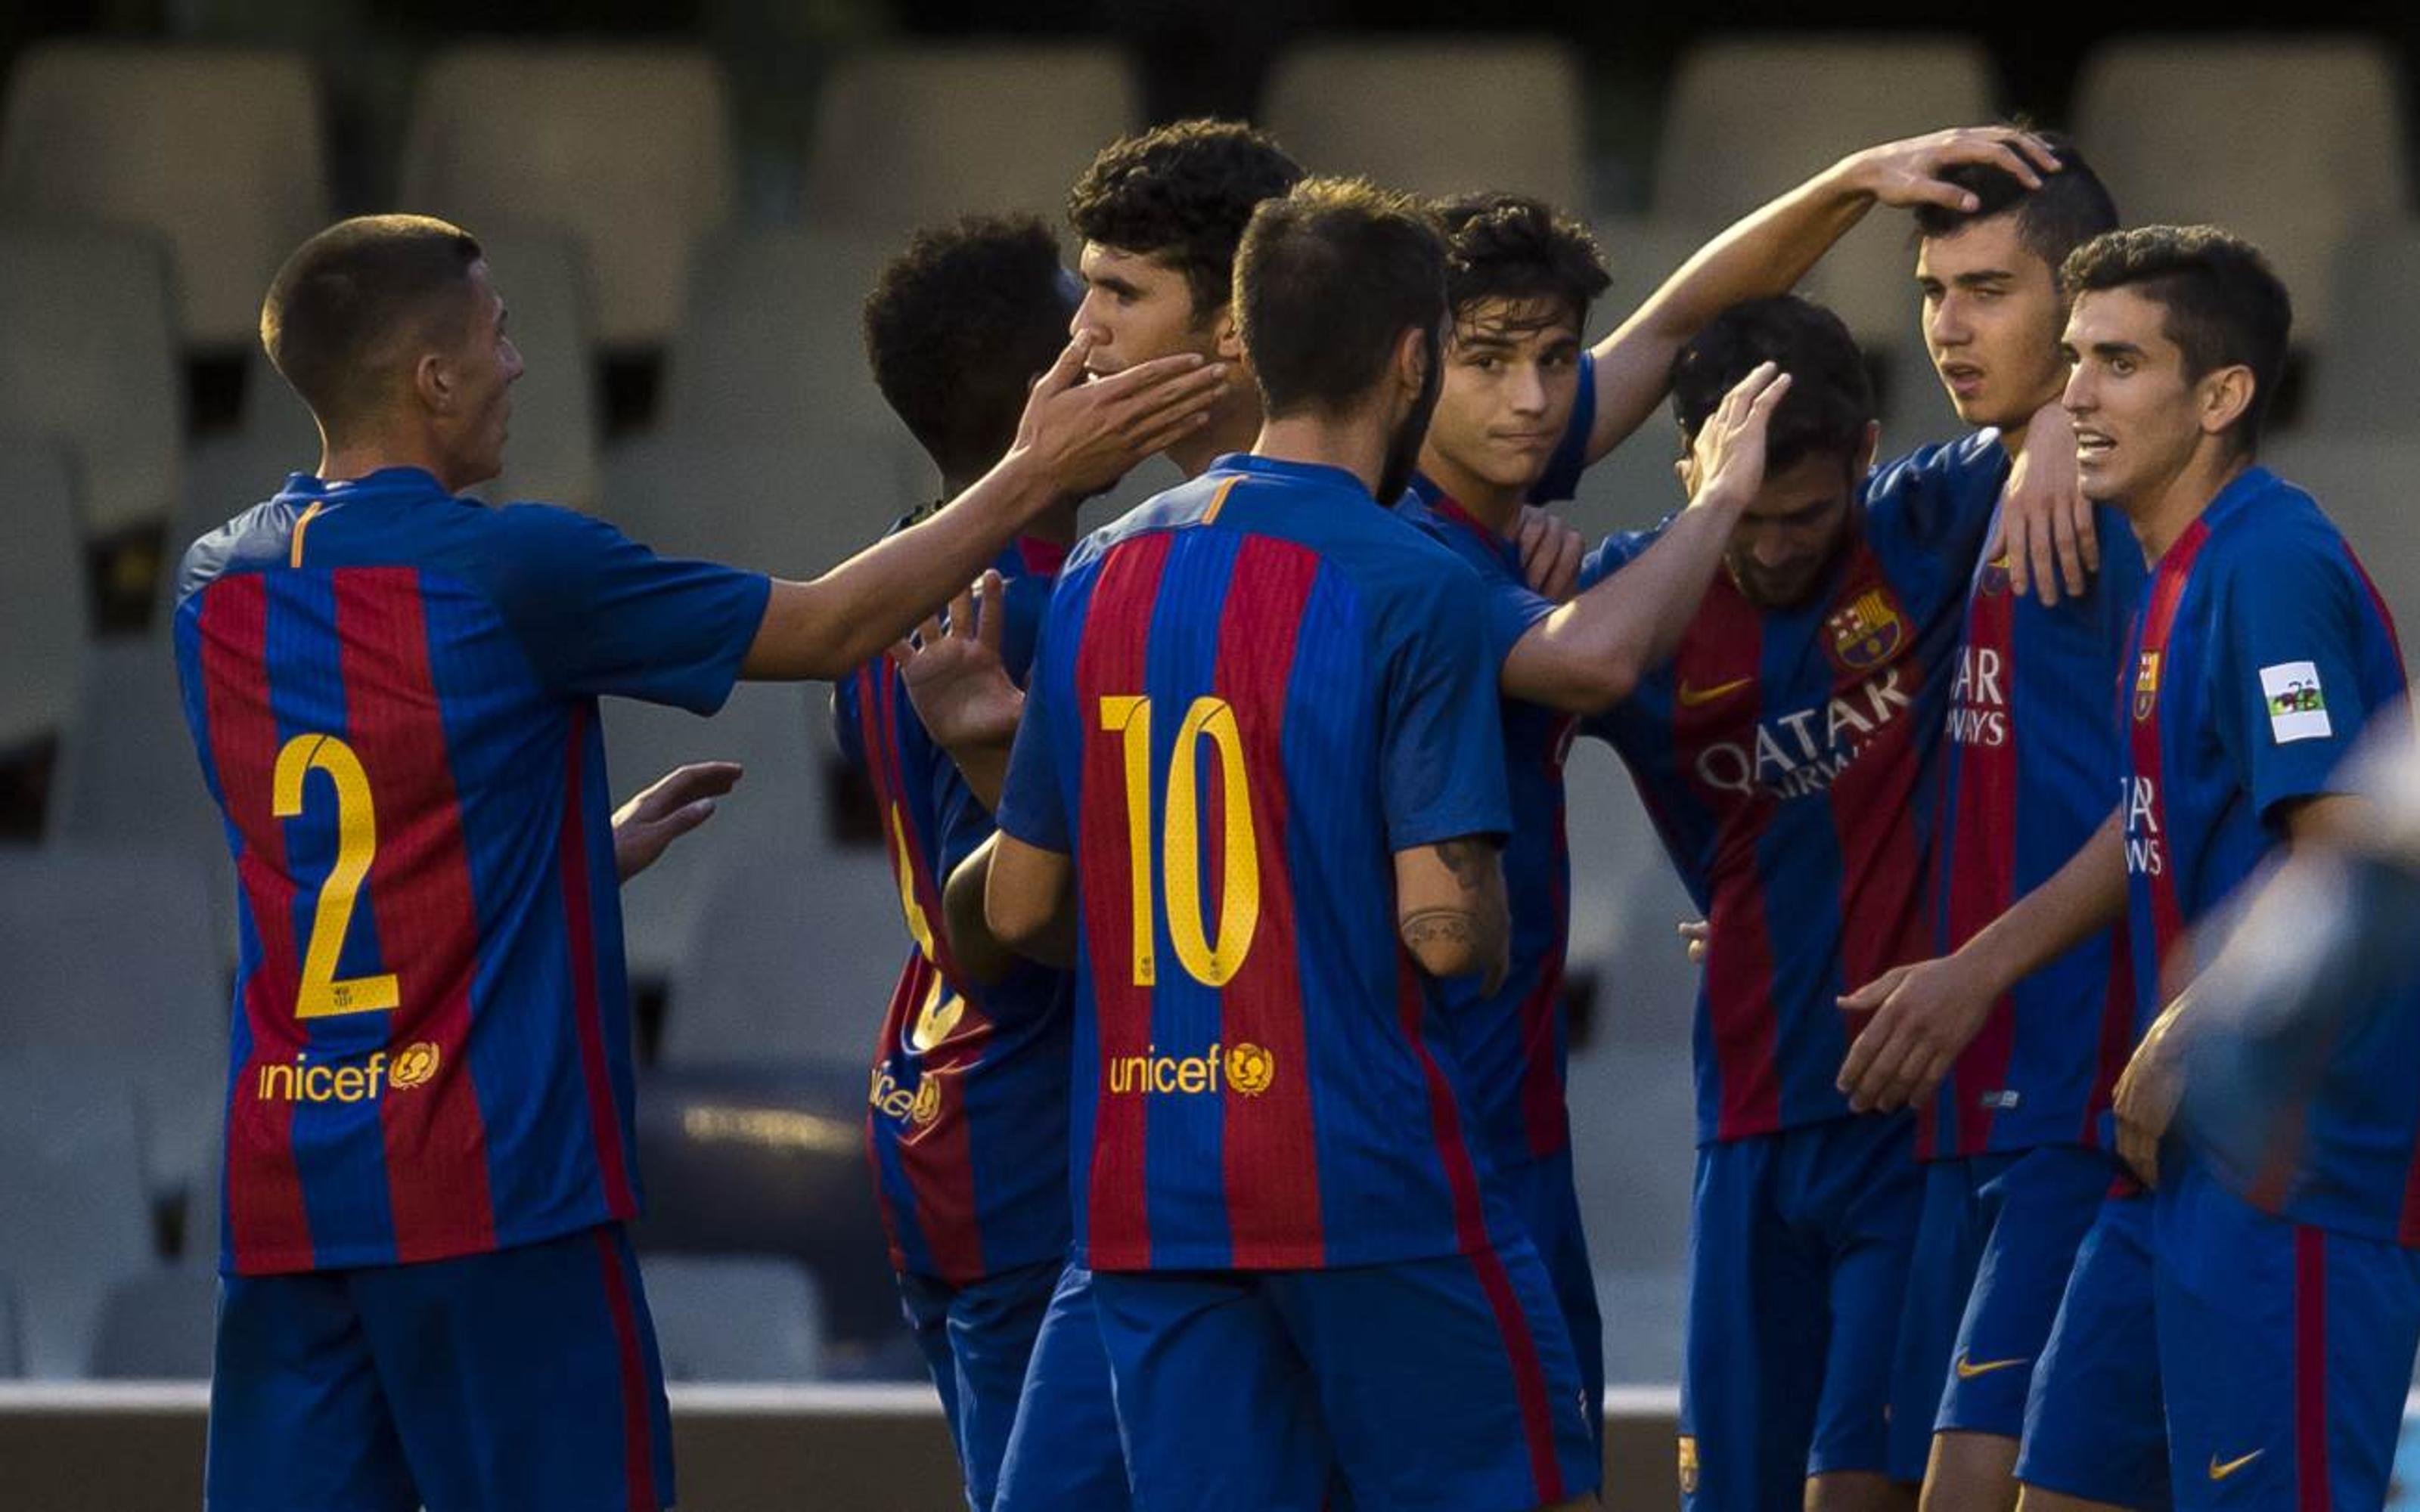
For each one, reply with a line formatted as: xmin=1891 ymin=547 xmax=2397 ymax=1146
xmin=2155 ymin=1158 xmax=2420 ymax=1510
xmin=994 ymin=1265 xmax=1131 ymax=1512
xmin=2016 ymin=1189 xmax=2170 ymax=1507
xmin=897 ymin=1256 xmax=1063 ymax=1510
xmin=1680 ymin=1114 xmax=1921 ymax=1510
xmin=206 ymin=1223 xmax=674 ymax=1512
xmin=1495 ymin=1145 xmax=1604 ymax=1442
xmin=1886 ymin=1144 xmax=2114 ymax=1480
xmin=1091 ymin=1238 xmax=1599 ymax=1512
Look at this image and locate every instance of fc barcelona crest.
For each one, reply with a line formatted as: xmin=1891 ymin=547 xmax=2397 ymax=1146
xmin=1826 ymin=587 xmax=1907 ymax=674
xmin=2133 ymin=650 xmax=2162 ymax=722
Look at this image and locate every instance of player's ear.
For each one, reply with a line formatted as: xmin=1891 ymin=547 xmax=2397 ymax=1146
xmin=1392 ymin=326 xmax=1429 ymax=399
xmin=1211 ymin=304 xmax=1243 ymax=362
xmin=1854 ymin=420 xmax=1881 ymax=479
xmin=2198 ymin=364 xmax=2256 ymax=440
xmin=412 ymin=350 xmax=453 ymax=416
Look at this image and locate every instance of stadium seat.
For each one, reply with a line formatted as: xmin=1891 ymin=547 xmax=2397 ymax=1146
xmin=657 ymin=227 xmax=914 ymax=445
xmin=2073 ymin=36 xmax=2406 ymax=346
xmin=597 ymin=429 xmax=929 ymax=584
xmin=48 ymin=638 xmax=239 ymax=963
xmin=0 ymin=225 xmax=185 ymax=535
xmin=0 ymin=850 xmax=229 ymax=1198
xmin=2301 ymin=222 xmax=2420 ymax=435
xmin=0 ymin=44 xmax=327 ymax=352
xmin=1594 ymin=1266 xmax=1687 ymax=1386
xmin=658 ymin=829 xmax=907 ymax=1071
xmin=0 ymin=1058 xmax=157 ymax=1376
xmin=803 ymin=45 xmax=1140 ymax=236
xmin=0 ymin=1275 xmax=20 ymax=1376
xmin=2259 ymin=435 xmax=2420 ymax=634
xmin=639 ymin=1253 xmax=825 ymax=1381
xmin=464 ymin=229 xmax=603 ymax=513
xmin=1565 ymin=1044 xmax=1696 ymax=1277
xmin=603 ymin=680 xmax=834 ymax=987
xmin=86 ymin=1267 xmax=216 ymax=1380
xmin=399 ymin=45 xmax=736 ymax=350
xmin=1562 ymin=218 xmax=1711 ymax=539
xmin=0 ymin=439 xmax=86 ymax=754
xmin=1562 ymin=740 xmax=1699 ymax=1051
xmin=1653 ymin=35 xmax=1998 ymax=352
xmin=1261 ymin=37 xmax=1587 ymax=208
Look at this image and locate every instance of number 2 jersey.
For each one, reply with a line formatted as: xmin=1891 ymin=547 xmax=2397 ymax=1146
xmin=173 ymin=467 xmax=770 ymax=1276
xmin=1579 ymin=432 xmax=2007 ymax=1145
xmin=2121 ymin=466 xmax=2416 ymax=1244
xmin=994 ymin=453 xmax=1514 ymax=1272
xmin=830 ymin=531 xmax=1074 ymax=1285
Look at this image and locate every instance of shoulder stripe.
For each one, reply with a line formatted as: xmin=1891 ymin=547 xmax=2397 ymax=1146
xmin=1199 ymin=476 xmax=1241 ymax=527
xmin=288 ymin=500 xmax=325 ymax=569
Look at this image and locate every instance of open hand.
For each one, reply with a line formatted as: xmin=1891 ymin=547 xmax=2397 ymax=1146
xmin=897 ymin=570 xmax=1025 ymax=758
xmin=1689 ymin=361 xmax=1794 ymax=511
xmin=613 ymin=761 xmax=743 ymax=882
xmin=1843 ymin=125 xmax=2063 ymax=214
xmin=1014 ymin=331 xmax=1228 ymax=502
xmin=1835 ymin=953 xmax=1999 ymax=1114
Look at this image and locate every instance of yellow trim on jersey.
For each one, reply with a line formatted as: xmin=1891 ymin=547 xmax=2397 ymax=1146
xmin=289 ymin=500 xmax=326 ymax=569
xmin=1199 ymin=477 xmax=1240 ymax=526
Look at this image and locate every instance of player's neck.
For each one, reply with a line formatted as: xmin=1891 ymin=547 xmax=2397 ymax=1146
xmin=318 ymin=432 xmax=472 ymax=496
xmin=2124 ymin=445 xmax=2254 ymax=562
xmin=1168 ymin=389 xmax=1264 ymax=479
xmin=1252 ymin=411 xmax=1390 ymax=500
xmin=1416 ymin=443 xmax=1525 ymax=535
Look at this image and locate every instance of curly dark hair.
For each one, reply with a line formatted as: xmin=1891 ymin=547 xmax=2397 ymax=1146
xmin=1671 ymin=296 xmax=1875 ymax=474
xmin=1436 ymin=192 xmax=1610 ymax=330
xmin=1910 ymin=129 xmax=2118 ymax=275
xmin=1069 ymin=118 xmax=1305 ymax=319
xmin=1235 ymin=178 xmax=1446 ymax=418
xmin=862 ymin=214 xmax=1075 ymax=482
xmin=2061 ymin=225 xmax=2292 ymax=454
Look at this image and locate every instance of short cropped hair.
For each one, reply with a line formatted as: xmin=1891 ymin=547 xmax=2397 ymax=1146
xmin=1234 ymin=178 xmax=1448 ymax=419
xmin=863 ymin=215 xmax=1074 ymax=482
xmin=2061 ymin=225 xmax=2294 ymax=452
xmin=1436 ymin=192 xmax=1612 ymax=329
xmin=1069 ymin=119 xmax=1305 ymax=318
xmin=1910 ymin=129 xmax=2119 ymax=274
xmin=261 ymin=215 xmax=483 ymax=434
xmin=1671 ymin=296 xmax=1876 ymax=474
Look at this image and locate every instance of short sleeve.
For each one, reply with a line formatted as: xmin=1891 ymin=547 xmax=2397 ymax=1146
xmin=486 ymin=505 xmax=771 ymax=714
xmin=828 ymin=677 xmax=867 ymax=774
xmin=1574 ymin=525 xmax=1663 ymax=595
xmin=993 ymin=613 xmax=1071 ymax=855
xmin=1528 ymin=352 xmax=1598 ymax=505
xmin=1481 ymin=572 xmax=1556 ymax=670
xmin=1863 ymin=431 xmax=2006 ymax=565
xmin=1380 ymin=563 xmax=1512 ymax=850
xmin=2210 ymin=536 xmax=2382 ymax=823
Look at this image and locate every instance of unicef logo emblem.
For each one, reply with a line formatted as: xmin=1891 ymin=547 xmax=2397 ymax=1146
xmin=389 ymin=1042 xmax=441 ymax=1089
xmin=1225 ymin=1043 xmax=1274 ymax=1097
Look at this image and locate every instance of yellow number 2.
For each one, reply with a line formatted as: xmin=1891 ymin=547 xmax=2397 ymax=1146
xmin=272 ymin=734 xmax=401 ymax=1019
xmin=1097 ymin=694 xmax=1261 ymax=988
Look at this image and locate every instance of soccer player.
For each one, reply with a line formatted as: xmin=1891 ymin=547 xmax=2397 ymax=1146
xmin=1832 ymin=141 xmax=2141 ymax=1512
xmin=1839 ymin=226 xmax=2412 ymax=1511
xmin=830 ymin=215 xmax=1130 ymax=1511
xmin=1571 ymin=293 xmax=2073 ymax=1512
xmin=174 ymin=214 xmax=1220 ymax=1512
xmin=1396 ymin=129 xmax=2083 ymax=1445
xmin=977 ymin=178 xmax=1660 ymax=1511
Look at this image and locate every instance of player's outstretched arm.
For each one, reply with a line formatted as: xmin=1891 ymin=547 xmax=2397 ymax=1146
xmin=740 ymin=336 xmax=1223 ymax=681
xmin=896 ymin=570 xmax=1023 ymax=811
xmin=1503 ymin=363 xmax=1787 ymax=714
xmin=612 ymin=761 xmax=742 ymax=882
xmin=1397 ymin=835 xmax=1511 ymax=997
xmin=1837 ymin=806 xmax=2127 ymax=1112
xmin=1583 ymin=125 xmax=2061 ymax=468
xmin=981 ymin=830 xmax=1078 ymax=970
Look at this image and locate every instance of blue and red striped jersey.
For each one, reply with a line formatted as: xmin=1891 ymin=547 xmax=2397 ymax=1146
xmin=830 ymin=532 xmax=1075 ymax=1285
xmin=1396 ymin=484 xmax=1573 ymax=1173
xmin=994 ymin=453 xmax=1515 ymax=1272
xmin=2116 ymin=468 xmax=2418 ymax=1244
xmin=172 ymin=468 xmax=769 ymax=1276
xmin=1922 ymin=502 xmax=2145 ymax=1159
xmin=1579 ymin=432 xmax=2007 ymax=1145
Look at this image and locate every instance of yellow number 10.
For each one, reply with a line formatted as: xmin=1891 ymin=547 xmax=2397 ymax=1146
xmin=1097 ymin=695 xmax=1261 ymax=987
xmin=273 ymin=734 xmax=401 ymax=1019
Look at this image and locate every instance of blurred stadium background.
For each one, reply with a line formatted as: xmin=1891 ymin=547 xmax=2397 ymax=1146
xmin=5 ymin=0 xmax=2420 ymax=1505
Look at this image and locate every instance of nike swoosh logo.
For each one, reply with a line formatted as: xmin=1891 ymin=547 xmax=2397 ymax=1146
xmin=1677 ymin=676 xmax=1753 ymax=708
xmin=1953 ymin=1354 xmax=2030 ymax=1380
xmin=2209 ymin=1450 xmax=2265 ymax=1481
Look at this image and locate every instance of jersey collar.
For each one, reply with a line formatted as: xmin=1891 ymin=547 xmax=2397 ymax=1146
xmin=1211 ymin=451 xmax=1374 ymax=501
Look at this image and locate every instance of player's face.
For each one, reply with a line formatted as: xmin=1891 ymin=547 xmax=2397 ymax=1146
xmin=1072 ymin=243 xmax=1224 ymax=376
xmin=2061 ymin=287 xmax=2203 ymax=510
xmin=1721 ymin=451 xmax=1859 ymax=610
xmin=1424 ymin=298 xmax=1584 ymax=495
xmin=1917 ymin=214 xmax=2068 ymax=430
xmin=442 ymin=260 xmax=522 ymax=488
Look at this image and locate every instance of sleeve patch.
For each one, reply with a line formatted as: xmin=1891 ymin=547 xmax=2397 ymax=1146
xmin=2260 ymin=661 xmax=2333 ymax=743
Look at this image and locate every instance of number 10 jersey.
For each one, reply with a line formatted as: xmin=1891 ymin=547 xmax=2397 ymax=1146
xmin=173 ymin=467 xmax=769 ymax=1276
